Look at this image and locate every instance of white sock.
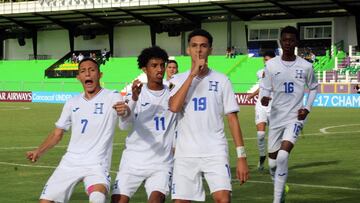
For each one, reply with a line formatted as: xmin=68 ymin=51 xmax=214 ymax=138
xmin=268 ymin=157 xmax=277 ymax=181
xmin=257 ymin=131 xmax=266 ymax=157
xmin=273 ymin=150 xmax=289 ymax=203
xmin=89 ymin=191 xmax=106 ymax=203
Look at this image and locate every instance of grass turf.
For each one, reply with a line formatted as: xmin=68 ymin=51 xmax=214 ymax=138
xmin=0 ymin=103 xmax=359 ymax=202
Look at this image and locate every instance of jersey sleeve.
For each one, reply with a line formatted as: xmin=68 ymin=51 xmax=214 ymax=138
xmin=260 ymin=65 xmax=272 ymax=97
xmin=55 ymin=100 xmax=72 ymax=131
xmin=169 ymin=74 xmax=182 ymax=97
xmin=223 ymin=78 xmax=239 ymax=114
xmin=306 ymin=66 xmax=319 ymax=90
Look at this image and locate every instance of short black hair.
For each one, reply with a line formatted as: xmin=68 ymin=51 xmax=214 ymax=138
xmin=263 ymin=51 xmax=276 ymax=58
xmin=137 ymin=46 xmax=169 ymax=69
xmin=281 ymin=26 xmax=300 ymax=41
xmin=78 ymin=58 xmax=99 ymax=70
xmin=167 ymin=60 xmax=178 ymax=67
xmin=187 ymin=29 xmax=213 ymax=47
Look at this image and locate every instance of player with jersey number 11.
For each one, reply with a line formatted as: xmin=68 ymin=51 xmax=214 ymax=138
xmin=111 ymin=46 xmax=177 ymax=203
xmin=260 ymin=26 xmax=318 ymax=203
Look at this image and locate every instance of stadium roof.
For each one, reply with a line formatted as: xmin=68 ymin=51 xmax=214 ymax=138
xmin=0 ymin=0 xmax=359 ymax=33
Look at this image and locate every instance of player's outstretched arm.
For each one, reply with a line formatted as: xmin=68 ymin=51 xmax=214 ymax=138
xmin=246 ymin=88 xmax=260 ymax=101
xmin=26 ymin=128 xmax=64 ymax=162
xmin=226 ymin=112 xmax=249 ymax=184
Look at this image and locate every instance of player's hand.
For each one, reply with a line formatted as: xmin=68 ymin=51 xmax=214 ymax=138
xmin=113 ymin=101 xmax=130 ymax=117
xmin=131 ymin=79 xmax=143 ymax=101
xmin=26 ymin=149 xmax=40 ymax=163
xmin=236 ymin=157 xmax=249 ymax=185
xmin=298 ymin=108 xmax=309 ymax=120
xmin=261 ymin=96 xmax=271 ymax=106
xmin=190 ymin=53 xmax=207 ymax=77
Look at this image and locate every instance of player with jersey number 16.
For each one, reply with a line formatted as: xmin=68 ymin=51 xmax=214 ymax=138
xmin=260 ymin=26 xmax=318 ymax=203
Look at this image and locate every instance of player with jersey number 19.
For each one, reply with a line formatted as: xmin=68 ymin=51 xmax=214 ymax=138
xmin=169 ymin=29 xmax=249 ymax=203
xmin=26 ymin=58 xmax=130 ymax=203
xmin=260 ymin=26 xmax=318 ymax=203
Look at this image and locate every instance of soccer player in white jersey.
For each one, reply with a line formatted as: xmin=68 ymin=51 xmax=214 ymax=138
xmin=168 ymin=29 xmax=249 ymax=203
xmin=163 ymin=59 xmax=179 ymax=87
xmin=246 ymin=51 xmax=275 ymax=171
xmin=111 ymin=46 xmax=177 ymax=203
xmin=260 ymin=26 xmax=318 ymax=203
xmin=26 ymin=58 xmax=130 ymax=203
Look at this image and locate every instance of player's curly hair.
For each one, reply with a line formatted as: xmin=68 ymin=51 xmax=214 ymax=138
xmin=187 ymin=29 xmax=213 ymax=47
xmin=137 ymin=46 xmax=169 ymax=69
xmin=281 ymin=26 xmax=300 ymax=41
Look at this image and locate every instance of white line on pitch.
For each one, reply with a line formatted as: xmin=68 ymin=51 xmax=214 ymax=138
xmin=242 ymin=180 xmax=360 ymax=191
xmin=1 ymin=161 xmax=358 ymax=192
xmin=0 ymin=143 xmax=125 ymax=150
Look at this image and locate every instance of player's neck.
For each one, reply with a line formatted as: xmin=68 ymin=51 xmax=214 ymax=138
xmin=281 ymin=54 xmax=296 ymax=61
xmin=84 ymin=87 xmax=102 ymax=100
xmin=147 ymin=81 xmax=164 ymax=91
xmin=198 ymin=67 xmax=210 ymax=78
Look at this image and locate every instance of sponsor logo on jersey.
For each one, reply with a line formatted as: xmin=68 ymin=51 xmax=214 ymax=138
xmin=141 ymin=102 xmax=150 ymax=107
xmin=72 ymin=107 xmax=80 ymax=112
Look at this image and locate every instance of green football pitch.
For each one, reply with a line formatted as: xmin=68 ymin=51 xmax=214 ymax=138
xmin=0 ymin=103 xmax=359 ymax=203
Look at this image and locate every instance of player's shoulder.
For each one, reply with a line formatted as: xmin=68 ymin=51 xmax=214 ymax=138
xmin=266 ymin=56 xmax=280 ymax=66
xmin=172 ymin=71 xmax=189 ymax=81
xmin=208 ymin=69 xmax=229 ymax=81
xmin=296 ymin=56 xmax=313 ymax=69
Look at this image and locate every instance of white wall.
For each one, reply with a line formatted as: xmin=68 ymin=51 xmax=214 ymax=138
xmin=202 ymin=22 xmax=227 ymax=55
xmin=74 ymin=34 xmax=109 ymax=52
xmin=114 ymin=25 xmax=151 ymax=57
xmin=4 ymin=38 xmax=33 ymax=60
xmin=333 ymin=16 xmax=358 ymax=51
xmin=3 ymin=17 xmax=358 ymax=59
xmin=156 ymin=32 xmax=182 ymax=56
xmin=38 ymin=30 xmax=69 ymax=59
xmin=232 ymin=21 xmax=247 ymax=54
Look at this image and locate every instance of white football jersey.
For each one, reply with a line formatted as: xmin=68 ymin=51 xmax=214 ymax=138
xmin=260 ymin=56 xmax=318 ymax=128
xmin=169 ymin=69 xmax=239 ymax=158
xmin=256 ymin=68 xmax=271 ymax=113
xmin=55 ymin=88 xmax=123 ymax=169
xmin=119 ymin=85 xmax=177 ymax=169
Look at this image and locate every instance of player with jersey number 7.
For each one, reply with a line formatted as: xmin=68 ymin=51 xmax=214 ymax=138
xmin=26 ymin=58 xmax=130 ymax=203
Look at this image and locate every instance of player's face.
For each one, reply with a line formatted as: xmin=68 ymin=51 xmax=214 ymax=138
xmin=280 ymin=33 xmax=298 ymax=55
xmin=143 ymin=58 xmax=165 ymax=84
xmin=187 ymin=35 xmax=212 ymax=62
xmin=77 ymin=60 xmax=102 ymax=94
xmin=166 ymin=62 xmax=178 ymax=79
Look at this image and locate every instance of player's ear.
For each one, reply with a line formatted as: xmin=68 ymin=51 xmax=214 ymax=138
xmin=186 ymin=47 xmax=190 ymax=55
xmin=99 ymin=72 xmax=103 ymax=79
xmin=142 ymin=67 xmax=147 ymax=73
xmin=209 ymin=47 xmax=213 ymax=55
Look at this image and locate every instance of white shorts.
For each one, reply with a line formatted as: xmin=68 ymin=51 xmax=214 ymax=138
xmin=40 ymin=162 xmax=111 ymax=203
xmin=171 ymin=156 xmax=231 ymax=201
xmin=255 ymin=103 xmax=270 ymax=125
xmin=268 ymin=121 xmax=304 ymax=153
xmin=112 ymin=164 xmax=172 ymax=199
